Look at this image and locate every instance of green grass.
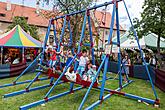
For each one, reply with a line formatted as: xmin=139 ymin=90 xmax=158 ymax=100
xmin=0 ymin=73 xmax=165 ymax=110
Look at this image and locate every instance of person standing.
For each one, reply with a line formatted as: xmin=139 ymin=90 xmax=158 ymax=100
xmin=149 ymin=55 xmax=157 ymax=67
xmin=121 ymin=54 xmax=131 ymax=82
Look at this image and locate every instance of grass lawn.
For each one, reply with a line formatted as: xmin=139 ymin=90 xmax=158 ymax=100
xmin=0 ymin=73 xmax=165 ymax=110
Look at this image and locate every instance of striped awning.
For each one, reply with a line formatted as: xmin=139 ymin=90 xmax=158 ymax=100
xmin=0 ymin=25 xmax=42 ymax=47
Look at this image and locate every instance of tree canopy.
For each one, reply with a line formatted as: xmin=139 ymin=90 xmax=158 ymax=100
xmin=50 ymin=0 xmax=94 ymax=49
xmin=133 ymin=0 xmax=165 ymax=53
xmin=7 ymin=16 xmax=40 ymax=40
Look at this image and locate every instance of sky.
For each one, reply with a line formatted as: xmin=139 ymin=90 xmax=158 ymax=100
xmin=0 ymin=0 xmax=144 ymax=29
xmin=96 ymin=0 xmax=144 ymax=29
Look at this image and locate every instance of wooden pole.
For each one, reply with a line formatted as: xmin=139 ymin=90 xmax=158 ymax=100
xmin=22 ymin=47 xmax=25 ymax=63
xmin=0 ymin=47 xmax=3 ymax=64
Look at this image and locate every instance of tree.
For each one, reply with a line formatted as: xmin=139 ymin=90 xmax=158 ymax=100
xmin=132 ymin=0 xmax=165 ymax=54
xmin=55 ymin=0 xmax=93 ymax=49
xmin=7 ymin=16 xmax=40 ymax=40
xmin=39 ymin=0 xmax=94 ymax=49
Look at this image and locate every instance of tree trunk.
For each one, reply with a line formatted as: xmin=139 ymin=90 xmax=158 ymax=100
xmin=157 ymin=34 xmax=161 ymax=55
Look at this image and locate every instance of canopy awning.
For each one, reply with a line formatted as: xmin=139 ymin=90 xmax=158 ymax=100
xmin=0 ymin=25 xmax=42 ymax=48
xmin=112 ymin=32 xmax=165 ymax=49
xmin=120 ymin=37 xmax=146 ymax=49
xmin=144 ymin=33 xmax=165 ymax=49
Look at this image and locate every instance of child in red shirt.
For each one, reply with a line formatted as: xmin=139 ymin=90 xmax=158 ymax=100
xmin=49 ymin=49 xmax=61 ymax=68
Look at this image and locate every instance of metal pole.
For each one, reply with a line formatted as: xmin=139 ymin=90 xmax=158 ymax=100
xmin=116 ymin=1 xmax=122 ymax=88
xmin=52 ymin=21 xmax=58 ymax=48
xmin=25 ymin=19 xmax=52 ymax=90
xmin=1 ymin=47 xmax=3 ymax=64
xmin=99 ymin=55 xmax=109 ymax=100
xmin=44 ymin=12 xmax=87 ymax=98
xmin=57 ymin=16 xmax=67 ymax=52
xmin=78 ymin=56 xmax=106 ymax=110
xmin=123 ymin=0 xmax=158 ymax=99
xmin=22 ymin=47 xmax=25 ymax=62
xmin=87 ymin=11 xmax=95 ymax=65
xmin=54 ymin=0 xmax=122 ymax=20
xmin=74 ymin=11 xmax=87 ymax=72
xmin=68 ymin=18 xmax=74 ymax=55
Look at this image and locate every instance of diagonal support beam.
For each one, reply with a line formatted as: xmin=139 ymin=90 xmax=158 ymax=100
xmin=0 ymin=77 xmax=48 ymax=88
xmin=85 ymin=80 xmax=133 ymax=110
xmin=19 ymin=87 xmax=83 ymax=110
xmin=4 ymin=81 xmax=64 ymax=98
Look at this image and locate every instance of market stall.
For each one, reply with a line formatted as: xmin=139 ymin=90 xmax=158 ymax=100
xmin=0 ymin=25 xmax=42 ymax=78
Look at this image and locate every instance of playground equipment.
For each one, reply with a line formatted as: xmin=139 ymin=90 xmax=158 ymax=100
xmin=1 ymin=0 xmax=160 ymax=110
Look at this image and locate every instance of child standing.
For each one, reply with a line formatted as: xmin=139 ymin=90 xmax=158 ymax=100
xmin=49 ymin=50 xmax=57 ymax=68
xmin=48 ymin=47 xmax=61 ymax=68
xmin=76 ymin=49 xmax=89 ymax=77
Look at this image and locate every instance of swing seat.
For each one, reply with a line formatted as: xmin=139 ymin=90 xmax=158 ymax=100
xmin=47 ymin=68 xmax=70 ymax=82
xmin=75 ymin=74 xmax=98 ymax=88
xmin=47 ymin=68 xmax=98 ymax=88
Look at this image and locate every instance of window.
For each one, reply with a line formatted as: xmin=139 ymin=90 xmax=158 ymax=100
xmin=0 ymin=13 xmax=6 ymax=17
xmin=49 ymin=35 xmax=54 ymax=43
xmin=105 ymin=30 xmax=109 ymax=35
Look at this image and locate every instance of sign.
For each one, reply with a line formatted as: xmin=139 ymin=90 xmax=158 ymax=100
xmin=105 ymin=44 xmax=112 ymax=54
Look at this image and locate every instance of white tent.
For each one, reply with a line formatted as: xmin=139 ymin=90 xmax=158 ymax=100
xmin=120 ymin=37 xmax=146 ymax=49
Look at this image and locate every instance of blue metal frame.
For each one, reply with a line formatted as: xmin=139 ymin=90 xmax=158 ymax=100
xmin=99 ymin=55 xmax=109 ymax=100
xmin=13 ymin=53 xmax=42 ymax=83
xmin=0 ymin=77 xmax=48 ymax=88
xmin=74 ymin=12 xmax=87 ymax=72
xmin=78 ymin=56 xmax=106 ymax=110
xmin=67 ymin=18 xmax=75 ymax=55
xmin=85 ymin=80 xmax=133 ymax=110
xmin=115 ymin=2 xmax=122 ymax=88
xmin=24 ymin=19 xmax=52 ymax=90
xmin=1 ymin=0 xmax=159 ymax=110
xmin=98 ymin=3 xmax=117 ymax=101
xmin=53 ymin=0 xmax=122 ymax=20
xmin=3 ymin=81 xmax=64 ymax=98
xmin=57 ymin=16 xmax=67 ymax=52
xmin=53 ymin=21 xmax=58 ymax=48
xmin=87 ymin=12 xmax=95 ymax=65
xmin=20 ymin=86 xmax=83 ymax=110
xmin=122 ymin=0 xmax=158 ymax=99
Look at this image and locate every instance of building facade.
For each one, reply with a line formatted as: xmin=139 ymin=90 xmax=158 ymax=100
xmin=0 ymin=2 xmax=126 ymax=48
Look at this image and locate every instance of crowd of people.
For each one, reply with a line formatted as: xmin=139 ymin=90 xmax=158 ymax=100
xmin=42 ymin=44 xmax=163 ymax=82
xmin=3 ymin=51 xmax=21 ymax=65
xmin=1 ymin=48 xmax=39 ymax=65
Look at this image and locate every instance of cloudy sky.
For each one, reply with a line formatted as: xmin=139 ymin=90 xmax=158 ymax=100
xmin=1 ymin=0 xmax=144 ymax=29
xmin=96 ymin=0 xmax=144 ymax=29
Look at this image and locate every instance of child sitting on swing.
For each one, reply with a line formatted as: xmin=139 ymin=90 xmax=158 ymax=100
xmin=83 ymin=63 xmax=97 ymax=82
xmin=76 ymin=49 xmax=89 ymax=77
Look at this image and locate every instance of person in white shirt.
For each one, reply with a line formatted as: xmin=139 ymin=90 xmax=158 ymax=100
xmin=149 ymin=55 xmax=157 ymax=67
xmin=12 ymin=55 xmax=20 ymax=64
xmin=76 ymin=49 xmax=89 ymax=77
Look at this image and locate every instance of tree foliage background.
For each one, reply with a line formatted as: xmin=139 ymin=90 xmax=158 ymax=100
xmin=132 ymin=0 xmax=165 ymax=54
xmin=55 ymin=0 xmax=93 ymax=49
xmin=7 ymin=16 xmax=40 ymax=40
xmin=39 ymin=0 xmax=94 ymax=49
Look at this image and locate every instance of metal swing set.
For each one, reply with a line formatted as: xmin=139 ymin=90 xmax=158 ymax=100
xmin=0 ymin=0 xmax=160 ymax=110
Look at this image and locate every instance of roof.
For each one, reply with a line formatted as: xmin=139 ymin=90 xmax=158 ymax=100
xmin=94 ymin=10 xmax=125 ymax=31
xmin=0 ymin=25 xmax=42 ymax=47
xmin=0 ymin=2 xmax=49 ymax=27
xmin=113 ymin=32 xmax=165 ymax=49
xmin=144 ymin=33 xmax=165 ymax=49
xmin=0 ymin=2 xmax=125 ymax=31
xmin=120 ymin=37 xmax=146 ymax=49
